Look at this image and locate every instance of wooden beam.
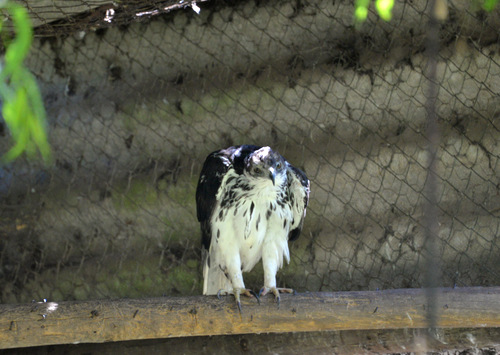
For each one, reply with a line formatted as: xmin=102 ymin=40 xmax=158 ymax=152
xmin=9 ymin=0 xmax=210 ymax=30
xmin=13 ymin=1 xmax=109 ymax=27
xmin=1 ymin=287 xmax=500 ymax=349
xmin=15 ymin=328 xmax=500 ymax=354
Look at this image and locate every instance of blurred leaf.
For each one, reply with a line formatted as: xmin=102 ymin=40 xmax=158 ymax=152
xmin=376 ymin=0 xmax=394 ymax=21
xmin=355 ymin=0 xmax=395 ymax=25
xmin=0 ymin=2 xmax=51 ymax=164
xmin=482 ymin=0 xmax=499 ymax=11
xmin=354 ymin=0 xmax=370 ymax=23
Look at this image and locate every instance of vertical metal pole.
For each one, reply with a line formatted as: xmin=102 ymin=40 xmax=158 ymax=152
xmin=424 ymin=0 xmax=442 ymax=334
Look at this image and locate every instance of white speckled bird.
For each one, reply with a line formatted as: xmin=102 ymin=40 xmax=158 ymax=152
xmin=196 ymin=145 xmax=310 ymax=311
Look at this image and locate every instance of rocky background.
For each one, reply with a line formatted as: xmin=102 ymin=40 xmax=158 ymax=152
xmin=0 ymin=0 xmax=499 ymax=305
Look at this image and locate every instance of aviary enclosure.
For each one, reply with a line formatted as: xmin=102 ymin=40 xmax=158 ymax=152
xmin=0 ymin=0 xmax=499 ymax=353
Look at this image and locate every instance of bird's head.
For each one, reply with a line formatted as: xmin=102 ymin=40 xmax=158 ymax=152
xmin=245 ymin=146 xmax=286 ymax=186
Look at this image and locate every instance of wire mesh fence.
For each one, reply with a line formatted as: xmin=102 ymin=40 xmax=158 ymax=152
xmin=0 ymin=0 xmax=499 ymax=316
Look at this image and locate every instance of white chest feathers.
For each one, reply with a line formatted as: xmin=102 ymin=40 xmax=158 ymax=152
xmin=210 ymin=174 xmax=293 ymax=272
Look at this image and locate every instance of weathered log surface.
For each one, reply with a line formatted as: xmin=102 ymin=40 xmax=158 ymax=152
xmin=4 ymin=328 xmax=500 ymax=354
xmin=1 ymin=287 xmax=500 ymax=349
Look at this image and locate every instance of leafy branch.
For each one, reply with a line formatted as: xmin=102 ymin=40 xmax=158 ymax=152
xmin=0 ymin=1 xmax=51 ymax=163
xmin=354 ymin=0 xmax=499 ymax=24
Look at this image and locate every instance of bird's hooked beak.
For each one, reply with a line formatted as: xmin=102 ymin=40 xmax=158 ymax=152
xmin=269 ymin=167 xmax=276 ymax=186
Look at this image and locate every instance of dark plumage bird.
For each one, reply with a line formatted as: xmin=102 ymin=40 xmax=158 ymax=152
xmin=196 ymin=145 xmax=310 ymax=310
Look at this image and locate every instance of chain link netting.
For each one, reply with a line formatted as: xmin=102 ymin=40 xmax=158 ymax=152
xmin=0 ymin=0 xmax=499 ymax=311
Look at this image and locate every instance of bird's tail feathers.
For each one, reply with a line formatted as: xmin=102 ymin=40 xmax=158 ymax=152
xmin=202 ymin=250 xmax=232 ymax=295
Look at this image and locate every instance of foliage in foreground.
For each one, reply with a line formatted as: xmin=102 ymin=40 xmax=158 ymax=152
xmin=0 ymin=1 xmax=51 ymax=163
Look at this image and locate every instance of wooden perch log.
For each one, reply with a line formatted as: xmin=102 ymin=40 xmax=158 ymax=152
xmin=1 ymin=287 xmax=500 ymax=349
xmin=10 ymin=0 xmax=211 ymax=31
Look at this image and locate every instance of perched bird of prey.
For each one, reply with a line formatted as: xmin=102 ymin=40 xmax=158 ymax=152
xmin=196 ymin=145 xmax=310 ymax=311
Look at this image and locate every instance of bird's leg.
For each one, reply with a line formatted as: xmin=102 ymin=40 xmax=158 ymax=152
xmin=260 ymin=245 xmax=295 ymax=307
xmin=217 ymin=259 xmax=259 ymax=312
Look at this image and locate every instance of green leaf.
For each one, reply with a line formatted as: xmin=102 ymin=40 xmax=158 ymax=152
xmin=482 ymin=0 xmax=499 ymax=11
xmin=0 ymin=2 xmax=52 ymax=164
xmin=354 ymin=0 xmax=395 ymax=24
xmin=376 ymin=0 xmax=394 ymax=21
xmin=354 ymin=0 xmax=371 ymax=22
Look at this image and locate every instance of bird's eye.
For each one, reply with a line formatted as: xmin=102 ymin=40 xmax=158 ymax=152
xmin=276 ymin=162 xmax=282 ymax=170
xmin=253 ymin=167 xmax=262 ymax=175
